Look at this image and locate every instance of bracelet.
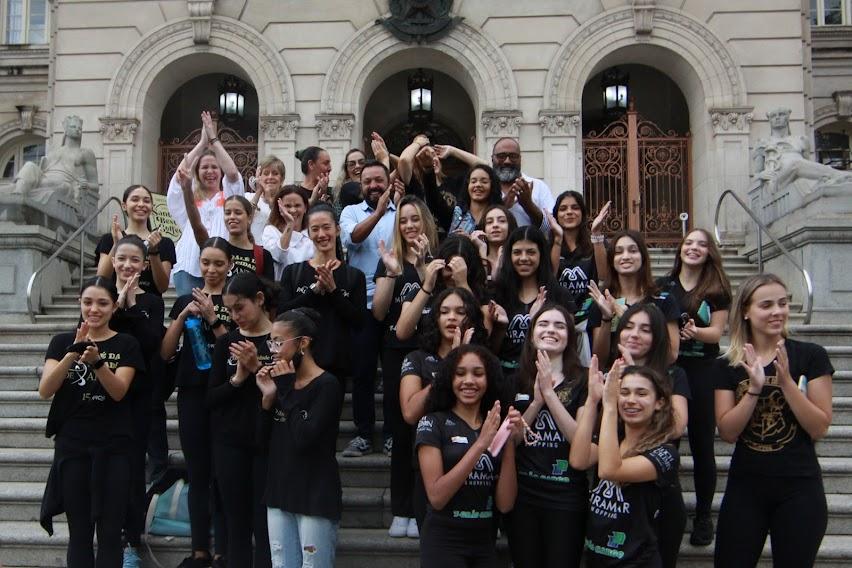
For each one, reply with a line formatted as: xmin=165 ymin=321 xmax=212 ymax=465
xmin=385 ymin=273 xmax=401 ymax=279
xmin=745 ymin=390 xmax=761 ymax=396
xmin=209 ymin=137 xmax=220 ymax=145
xmin=591 ymin=234 xmax=605 ymax=244
xmin=420 ymin=287 xmax=433 ymax=296
xmin=92 ymin=358 xmax=106 ymax=370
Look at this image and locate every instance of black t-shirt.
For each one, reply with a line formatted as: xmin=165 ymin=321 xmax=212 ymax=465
xmin=95 ymin=233 xmax=177 ymax=296
xmin=715 ymin=338 xmax=833 ymax=477
xmin=400 ymin=349 xmax=442 ymax=387
xmin=497 ymin=286 xmax=575 ymax=366
xmin=168 ymin=293 xmax=233 ymax=388
xmin=110 ymin=293 xmax=164 ymax=395
xmin=588 ymin=290 xmax=680 ymax=338
xmin=228 ymin=243 xmax=275 ymax=280
xmin=278 ymin=261 xmax=366 ymax=377
xmin=584 ymin=444 xmax=679 ymax=567
xmin=415 ymin=410 xmax=503 ymax=527
xmin=657 ymin=277 xmax=731 ymax=359
xmin=207 ymin=329 xmax=274 ymax=449
xmin=516 ymin=378 xmax=589 ymax=510
xmin=264 ymin=371 xmax=342 ymax=520
xmin=44 ymin=331 xmax=144 ymax=442
xmin=374 ymin=259 xmax=421 ymax=350
xmin=557 ymin=248 xmax=597 ymax=325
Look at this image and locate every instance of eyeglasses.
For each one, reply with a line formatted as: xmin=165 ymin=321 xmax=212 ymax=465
xmin=492 ymin=152 xmax=520 ymax=162
xmin=267 ymin=336 xmax=304 ymax=353
xmin=346 ymin=159 xmax=366 ymax=168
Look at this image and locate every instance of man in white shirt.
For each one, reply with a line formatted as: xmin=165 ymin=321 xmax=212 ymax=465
xmin=491 ymin=137 xmax=555 ymax=231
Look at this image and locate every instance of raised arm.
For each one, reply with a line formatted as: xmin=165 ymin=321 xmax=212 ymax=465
xmin=202 ymin=111 xmax=239 ymax=183
xmin=177 ymin=165 xmax=210 ymax=246
xmin=397 ymin=135 xmax=430 ymax=185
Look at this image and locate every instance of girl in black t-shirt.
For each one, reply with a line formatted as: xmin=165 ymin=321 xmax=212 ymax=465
xmin=95 ymin=184 xmax=176 ymax=295
xmin=470 ymin=204 xmax=517 ymax=282
xmin=160 ymin=237 xmax=233 ymax=568
xmin=588 ymin=229 xmax=680 ymax=367
xmin=257 ymin=308 xmax=343 ymax=568
xmin=372 ymin=195 xmax=439 ymax=537
xmin=570 ymin=360 xmax=679 ymax=568
xmin=715 ymin=274 xmax=833 ymax=568
xmin=416 ymin=345 xmax=522 ymax=568
xmin=505 ymin=304 xmax=588 ymax=568
xmin=208 ymin=273 xmax=276 ymax=568
xmin=658 ymin=228 xmax=732 ymax=546
xmin=490 ymin=226 xmax=575 ymax=381
xmin=39 ymin=277 xmax=144 ymax=567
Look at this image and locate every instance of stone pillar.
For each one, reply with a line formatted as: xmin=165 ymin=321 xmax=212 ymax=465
xmin=480 ymin=110 xmax=522 ymax=159
xmin=707 ymin=108 xmax=753 ymax=236
xmin=315 ymin=114 xmax=356 ymax=184
xmin=98 ymin=117 xmax=139 ymax=205
xmin=259 ymin=114 xmax=300 ymax=183
xmin=538 ymin=111 xmax=582 ymax=195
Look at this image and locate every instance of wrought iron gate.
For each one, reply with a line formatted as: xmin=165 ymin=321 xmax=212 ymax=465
xmin=157 ymin=127 xmax=257 ymax=193
xmin=583 ymin=107 xmax=690 ymax=246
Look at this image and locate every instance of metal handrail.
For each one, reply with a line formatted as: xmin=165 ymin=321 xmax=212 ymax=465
xmin=26 ymin=197 xmax=126 ymax=323
xmin=713 ymin=189 xmax=813 ymax=324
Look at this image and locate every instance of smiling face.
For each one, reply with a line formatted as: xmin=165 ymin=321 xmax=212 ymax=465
xmin=258 ymin=166 xmax=283 ymax=193
xmin=618 ymin=372 xmax=663 ymax=426
xmin=452 ymin=352 xmax=488 ymax=408
xmin=79 ymin=285 xmax=116 ymax=330
xmin=269 ymin=321 xmax=307 ymax=363
xmin=345 ymin=150 xmax=366 ymax=180
xmin=223 ymin=292 xmax=263 ymax=330
xmin=483 ymin=208 xmax=510 ymax=245
xmin=556 ymin=195 xmax=583 ymax=231
xmin=307 ymin=211 xmax=339 ymax=254
xmin=744 ymin=282 xmax=789 ymax=338
xmin=613 ymin=235 xmax=642 ymax=276
xmin=467 ymin=167 xmax=492 ymax=204
xmin=224 ymin=200 xmax=250 ymax=237
xmin=112 ymin=243 xmax=146 ymax=284
xmin=680 ymin=230 xmax=710 ymax=268
xmin=199 ymin=246 xmax=231 ymax=288
xmin=197 ymin=155 xmax=223 ymax=191
xmin=399 ymin=203 xmax=424 ymax=245
xmin=361 ymin=165 xmax=389 ymax=209
xmin=532 ymin=308 xmax=569 ymax=355
xmin=511 ymin=239 xmax=540 ymax=278
xmin=122 ymin=187 xmax=153 ymax=224
xmin=437 ymin=292 xmax=467 ymax=344
xmin=618 ymin=311 xmax=653 ymax=364
xmin=280 ymin=193 xmax=306 ymax=229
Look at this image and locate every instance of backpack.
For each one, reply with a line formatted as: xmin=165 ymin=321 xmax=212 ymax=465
xmin=253 ymin=244 xmax=265 ymax=275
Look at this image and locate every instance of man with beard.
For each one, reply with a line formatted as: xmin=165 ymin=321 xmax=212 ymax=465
xmin=492 ymin=137 xmax=555 ymax=231
xmin=339 ymin=161 xmax=398 ymax=457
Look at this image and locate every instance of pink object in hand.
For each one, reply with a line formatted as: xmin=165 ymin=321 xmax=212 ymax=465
xmin=488 ymin=416 xmax=513 ymax=457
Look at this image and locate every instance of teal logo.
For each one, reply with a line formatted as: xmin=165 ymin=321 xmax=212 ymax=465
xmin=607 ymin=531 xmax=626 ymax=548
xmin=551 ymin=459 xmax=569 ymax=476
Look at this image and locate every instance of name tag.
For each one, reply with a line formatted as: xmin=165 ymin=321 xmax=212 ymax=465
xmin=451 ymin=436 xmax=468 ymax=444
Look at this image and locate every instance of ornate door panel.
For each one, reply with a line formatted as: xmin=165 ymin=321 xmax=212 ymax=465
xmin=583 ymin=108 xmax=690 ymax=246
xmin=157 ymin=127 xmax=257 ymax=193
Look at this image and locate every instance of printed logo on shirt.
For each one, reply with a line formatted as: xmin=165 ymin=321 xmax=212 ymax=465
xmin=506 ymin=313 xmax=530 ymax=344
xmin=533 ymin=409 xmax=566 ymax=447
xmin=551 ymin=459 xmax=569 ymax=476
xmin=559 ymin=265 xmax=590 ymax=294
xmin=647 ymin=445 xmax=676 ymax=473
xmin=444 ymin=417 xmax=456 ymax=427
xmin=398 ymin=282 xmax=420 ymax=304
xmin=416 ymin=416 xmax=434 ymax=434
xmin=589 ymin=479 xmax=630 ymax=519
xmin=70 ymin=361 xmax=88 ymax=386
xmin=467 ymin=453 xmax=497 ymax=486
xmin=736 ymin=377 xmax=798 ymax=452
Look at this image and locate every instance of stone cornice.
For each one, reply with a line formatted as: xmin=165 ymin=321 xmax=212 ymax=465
xmin=709 ymin=107 xmax=754 ymax=135
xmin=99 ymin=118 xmax=139 ymax=144
xmin=538 ymin=111 xmax=580 ymax=137
xmin=260 ymin=114 xmax=300 ymax=141
xmin=481 ymin=110 xmax=522 ymax=137
xmin=315 ymin=114 xmax=355 ymax=140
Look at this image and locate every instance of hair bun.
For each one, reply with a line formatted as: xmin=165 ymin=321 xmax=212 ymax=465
xmin=295 ymin=149 xmax=304 ymax=160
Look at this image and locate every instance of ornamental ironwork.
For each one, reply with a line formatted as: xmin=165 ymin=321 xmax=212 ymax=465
xmin=157 ymin=127 xmax=256 ymax=193
xmin=377 ymin=0 xmax=463 ymax=43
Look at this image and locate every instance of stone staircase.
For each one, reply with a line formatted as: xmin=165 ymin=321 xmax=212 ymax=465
xmin=1 ymin=248 xmax=851 ymax=566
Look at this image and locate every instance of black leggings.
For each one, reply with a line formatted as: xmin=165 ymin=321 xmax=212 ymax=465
xmin=420 ymin=515 xmax=496 ymax=568
xmin=680 ymin=357 xmax=718 ymax=517
xmin=383 ymin=345 xmax=414 ymax=517
xmin=212 ymin=443 xmax=271 ymax=568
xmin=657 ymin=483 xmax=686 ymax=568
xmin=351 ymin=312 xmax=383 ymax=439
xmin=715 ymin=474 xmax=827 ymax=567
xmin=504 ymin=500 xmax=585 ymax=568
xmin=62 ymin=452 xmax=130 ymax=568
xmin=123 ymin=387 xmax=151 ymax=546
xmin=177 ymin=386 xmax=225 ymax=555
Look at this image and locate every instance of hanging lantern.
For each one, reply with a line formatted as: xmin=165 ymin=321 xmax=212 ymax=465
xmin=218 ymin=75 xmax=246 ymax=119
xmin=601 ymin=67 xmax=629 ymax=112
xmin=408 ymin=68 xmax=433 ymax=124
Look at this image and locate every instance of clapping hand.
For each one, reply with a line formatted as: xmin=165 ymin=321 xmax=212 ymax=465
xmin=191 ymin=288 xmax=217 ymax=324
xmin=742 ymin=343 xmax=767 ymax=393
xmin=378 ymin=239 xmax=401 ymax=277
xmin=591 ymin=201 xmax=611 ymax=235
xmin=530 ymin=286 xmax=548 ymax=319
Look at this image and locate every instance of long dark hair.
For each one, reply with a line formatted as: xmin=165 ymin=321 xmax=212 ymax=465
xmin=668 ymin=228 xmax=732 ymax=314
xmin=620 ymin=365 xmax=675 ymax=457
xmin=305 ymin=203 xmax=344 ymax=260
xmin=268 ymin=184 xmax=309 ymax=232
xmin=427 ymin=344 xmax=508 ymax=418
xmin=457 ymin=164 xmax=502 ymax=215
xmin=553 ymin=190 xmax=593 ymax=258
xmin=418 ymin=288 xmax=488 ymax=354
xmin=475 ymin=203 xmax=518 ymax=251
xmin=604 ymin=229 xmax=656 ymax=299
xmin=494 ymin=226 xmax=560 ymax=312
xmin=435 ymin=235 xmax=488 ymax=302
xmin=517 ymin=303 xmax=582 ymax=396
xmin=223 ymin=272 xmax=277 ymax=313
xmin=80 ymin=276 xmax=119 ymax=303
xmin=613 ymin=303 xmax=670 ymax=374
xmin=122 ymin=184 xmax=154 ymax=231
xmin=201 ymin=236 xmax=233 ymax=260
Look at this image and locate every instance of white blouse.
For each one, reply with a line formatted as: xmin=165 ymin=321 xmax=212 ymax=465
xmin=261 ymin=224 xmax=315 ymax=281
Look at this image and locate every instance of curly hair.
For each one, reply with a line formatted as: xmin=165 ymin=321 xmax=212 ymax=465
xmin=427 ymin=344 xmax=509 ymax=418
xmin=552 ymin=190 xmax=593 ymax=258
xmin=418 ymin=287 xmax=488 ymax=354
xmin=457 ymin=164 xmax=503 ymax=215
xmin=493 ymin=226 xmax=561 ymax=312
xmin=517 ymin=303 xmax=582 ymax=396
xmin=619 ymin=365 xmax=675 ymax=458
xmin=435 ymin=235 xmax=488 ymax=302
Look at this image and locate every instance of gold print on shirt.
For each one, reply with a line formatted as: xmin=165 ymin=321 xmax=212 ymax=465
xmin=736 ymin=376 xmax=797 ymax=452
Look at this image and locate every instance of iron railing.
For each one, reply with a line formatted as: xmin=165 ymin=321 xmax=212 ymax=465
xmin=26 ymin=197 xmax=126 ymax=323
xmin=713 ymin=189 xmax=813 ymax=324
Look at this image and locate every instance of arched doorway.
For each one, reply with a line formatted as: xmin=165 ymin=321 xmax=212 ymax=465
xmin=157 ymin=73 xmax=259 ymax=191
xmin=581 ymin=64 xmax=691 ymax=245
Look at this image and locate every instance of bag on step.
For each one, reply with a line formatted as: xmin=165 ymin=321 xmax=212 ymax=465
xmin=145 ymin=477 xmax=191 ymax=537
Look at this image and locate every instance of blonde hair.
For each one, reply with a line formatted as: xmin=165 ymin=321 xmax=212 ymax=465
xmin=392 ymin=195 xmax=438 ymax=265
xmin=192 ymin=149 xmax=220 ymax=202
xmin=258 ymin=155 xmax=286 ymax=181
xmin=723 ymin=273 xmax=789 ymax=367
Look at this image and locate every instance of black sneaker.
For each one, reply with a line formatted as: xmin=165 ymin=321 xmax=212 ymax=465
xmin=690 ymin=514 xmax=714 ymax=546
xmin=177 ymin=556 xmax=212 ymax=568
xmin=342 ymin=435 xmax=373 ymax=457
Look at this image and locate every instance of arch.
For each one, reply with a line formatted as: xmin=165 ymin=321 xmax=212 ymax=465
xmin=320 ymin=21 xmax=518 ymax=117
xmin=0 ymin=118 xmax=46 ymax=154
xmin=105 ymin=16 xmax=295 ymax=119
xmin=544 ymin=7 xmax=747 ymax=112
xmin=814 ymin=103 xmax=849 ymax=130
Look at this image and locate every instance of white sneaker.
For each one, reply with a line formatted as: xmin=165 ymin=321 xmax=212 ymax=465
xmin=388 ymin=516 xmax=408 ymax=538
xmin=406 ymin=517 xmax=420 ymax=538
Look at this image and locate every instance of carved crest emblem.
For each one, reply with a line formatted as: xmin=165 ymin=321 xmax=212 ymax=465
xmin=378 ymin=0 xmax=463 ymax=43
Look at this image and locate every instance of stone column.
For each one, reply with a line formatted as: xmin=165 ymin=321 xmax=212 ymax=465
xmin=315 ymin=114 xmax=356 ymax=183
xmin=538 ymin=111 xmax=582 ymax=195
xmin=480 ymin=110 xmax=522 ymax=159
xmin=98 ymin=117 xmax=139 ymax=204
xmin=707 ymin=107 xmax=753 ymax=236
xmin=259 ymin=114 xmax=300 ymax=183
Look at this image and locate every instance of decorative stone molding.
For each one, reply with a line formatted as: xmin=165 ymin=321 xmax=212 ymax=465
xmin=544 ymin=6 xmax=746 ymax=110
xmin=315 ymin=114 xmax=355 ymax=140
xmin=538 ymin=111 xmax=581 ymax=137
xmin=481 ymin=111 xmax=522 ymax=137
xmin=15 ymin=105 xmax=37 ymax=132
xmin=0 ymin=116 xmax=46 ymax=150
xmin=633 ymin=0 xmax=656 ymax=36
xmin=834 ymin=91 xmax=852 ymax=118
xmin=260 ymin=114 xmax=300 ymax=141
xmin=187 ymin=0 xmax=215 ymax=44
xmin=98 ymin=118 xmax=139 ymax=144
xmin=709 ymin=108 xmax=754 ymax=134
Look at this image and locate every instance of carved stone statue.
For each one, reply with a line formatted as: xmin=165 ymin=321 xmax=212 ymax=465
xmin=753 ymin=107 xmax=852 ymax=192
xmin=10 ymin=115 xmax=99 ymax=206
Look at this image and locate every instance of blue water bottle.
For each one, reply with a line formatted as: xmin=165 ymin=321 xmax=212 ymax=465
xmin=185 ymin=315 xmax=212 ymax=370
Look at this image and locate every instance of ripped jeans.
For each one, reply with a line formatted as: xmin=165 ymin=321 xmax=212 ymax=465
xmin=266 ymin=508 xmax=338 ymax=568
